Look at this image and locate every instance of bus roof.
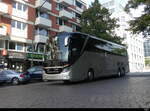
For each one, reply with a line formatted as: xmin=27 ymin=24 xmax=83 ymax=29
xmin=59 ymin=32 xmax=126 ymax=49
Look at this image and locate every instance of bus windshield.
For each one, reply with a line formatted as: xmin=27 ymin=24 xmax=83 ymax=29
xmin=55 ymin=33 xmax=69 ymax=62
xmin=49 ymin=33 xmax=86 ymax=66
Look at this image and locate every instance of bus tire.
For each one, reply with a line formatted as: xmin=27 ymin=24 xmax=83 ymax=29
xmin=117 ymin=69 xmax=121 ymax=77
xmin=121 ymin=68 xmax=126 ymax=77
xmin=87 ymin=69 xmax=94 ymax=81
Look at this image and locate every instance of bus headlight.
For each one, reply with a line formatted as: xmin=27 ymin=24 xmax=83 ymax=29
xmin=62 ymin=67 xmax=70 ymax=73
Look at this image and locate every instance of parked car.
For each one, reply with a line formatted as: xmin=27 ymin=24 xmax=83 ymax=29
xmin=0 ymin=71 xmax=7 ymax=84
xmin=24 ymin=66 xmax=44 ymax=80
xmin=0 ymin=70 xmax=30 ymax=85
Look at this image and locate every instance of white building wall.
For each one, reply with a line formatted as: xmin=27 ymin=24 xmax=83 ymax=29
xmin=99 ymin=0 xmax=145 ymax=72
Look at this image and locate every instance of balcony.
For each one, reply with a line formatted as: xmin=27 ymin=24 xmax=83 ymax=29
xmin=35 ymin=17 xmax=52 ymax=28
xmin=59 ymin=9 xmax=73 ymax=19
xmin=0 ymin=2 xmax=8 ymax=14
xmin=76 ymin=7 xmax=84 ymax=13
xmin=35 ymin=0 xmax=51 ymax=11
xmin=0 ymin=25 xmax=7 ymax=36
xmin=34 ymin=34 xmax=49 ymax=43
xmin=57 ymin=0 xmax=73 ymax=6
xmin=59 ymin=25 xmax=73 ymax=32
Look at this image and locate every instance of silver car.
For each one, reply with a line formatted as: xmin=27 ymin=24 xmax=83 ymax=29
xmin=0 ymin=70 xmax=30 ymax=85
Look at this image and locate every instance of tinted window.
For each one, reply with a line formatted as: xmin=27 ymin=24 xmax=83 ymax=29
xmin=35 ymin=67 xmax=43 ymax=71
xmin=4 ymin=70 xmax=17 ymax=74
xmin=85 ymin=37 xmax=127 ymax=56
xmin=28 ymin=67 xmax=36 ymax=72
xmin=9 ymin=42 xmax=16 ymax=50
xmin=69 ymin=34 xmax=85 ymax=64
xmin=0 ymin=71 xmax=3 ymax=75
xmin=70 ymin=34 xmax=85 ymax=54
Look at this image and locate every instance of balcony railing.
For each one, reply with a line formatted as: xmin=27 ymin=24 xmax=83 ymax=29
xmin=57 ymin=0 xmax=73 ymax=6
xmin=34 ymin=34 xmax=49 ymax=43
xmin=0 ymin=2 xmax=8 ymax=14
xmin=76 ymin=7 xmax=84 ymax=13
xmin=59 ymin=25 xmax=73 ymax=32
xmin=35 ymin=0 xmax=52 ymax=11
xmin=59 ymin=9 xmax=73 ymax=19
xmin=35 ymin=17 xmax=52 ymax=28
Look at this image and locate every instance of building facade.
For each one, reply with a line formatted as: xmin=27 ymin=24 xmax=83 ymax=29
xmin=99 ymin=0 xmax=145 ymax=72
xmin=0 ymin=0 xmax=86 ymax=72
xmin=144 ymin=39 xmax=150 ymax=70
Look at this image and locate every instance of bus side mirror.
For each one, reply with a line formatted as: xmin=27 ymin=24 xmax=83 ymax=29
xmin=64 ymin=37 xmax=69 ymax=47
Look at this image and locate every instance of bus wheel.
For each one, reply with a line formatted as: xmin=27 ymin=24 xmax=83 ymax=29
xmin=87 ymin=70 xmax=94 ymax=81
xmin=121 ymin=68 xmax=126 ymax=77
xmin=117 ymin=69 xmax=121 ymax=77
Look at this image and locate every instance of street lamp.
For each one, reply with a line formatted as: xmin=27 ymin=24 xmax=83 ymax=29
xmin=31 ymin=0 xmax=48 ymax=67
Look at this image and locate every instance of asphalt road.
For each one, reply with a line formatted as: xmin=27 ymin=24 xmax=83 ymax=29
xmin=0 ymin=72 xmax=150 ymax=108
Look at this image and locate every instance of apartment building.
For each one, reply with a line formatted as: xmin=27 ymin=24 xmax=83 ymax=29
xmin=0 ymin=0 xmax=86 ymax=72
xmin=144 ymin=38 xmax=150 ymax=70
xmin=99 ymin=0 xmax=145 ymax=72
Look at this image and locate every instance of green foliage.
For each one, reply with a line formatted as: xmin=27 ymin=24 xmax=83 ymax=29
xmin=80 ymin=0 xmax=123 ymax=44
xmin=125 ymin=0 xmax=150 ymax=37
xmin=145 ymin=58 xmax=150 ymax=66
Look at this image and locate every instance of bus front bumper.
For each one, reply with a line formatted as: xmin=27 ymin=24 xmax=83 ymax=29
xmin=43 ymin=72 xmax=70 ymax=81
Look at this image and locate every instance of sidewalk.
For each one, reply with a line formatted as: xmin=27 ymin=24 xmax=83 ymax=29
xmin=127 ymin=71 xmax=150 ymax=77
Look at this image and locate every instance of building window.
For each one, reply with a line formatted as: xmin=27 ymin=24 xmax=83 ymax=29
xmin=56 ymin=3 xmax=60 ymax=11
xmin=9 ymin=42 xmax=24 ymax=51
xmin=9 ymin=42 xmax=16 ymax=50
xmin=56 ymin=17 xmax=59 ymax=25
xmin=40 ymin=12 xmax=49 ymax=19
xmin=22 ymin=23 xmax=26 ymax=30
xmin=16 ymin=43 xmax=23 ymax=51
xmin=11 ymin=20 xmax=16 ymax=28
xmin=17 ymin=21 xmax=21 ymax=29
xmin=13 ymin=2 xmax=17 ymax=8
xmin=36 ymin=28 xmax=49 ymax=37
xmin=72 ymin=24 xmax=76 ymax=31
xmin=0 ymin=40 xmax=5 ymax=49
xmin=109 ymin=0 xmax=114 ymax=6
xmin=23 ymin=5 xmax=27 ymax=12
xmin=75 ymin=12 xmax=81 ymax=19
xmin=18 ymin=3 xmax=22 ymax=10
xmin=13 ymin=1 xmax=27 ymax=12
xmin=110 ymin=8 xmax=115 ymax=13
xmin=76 ymin=0 xmax=83 ymax=9
xmin=26 ymin=45 xmax=32 ymax=52
xmin=38 ymin=44 xmax=45 ymax=53
xmin=123 ymin=33 xmax=127 ymax=38
xmin=120 ymin=16 xmax=125 ymax=22
xmin=11 ymin=20 xmax=27 ymax=30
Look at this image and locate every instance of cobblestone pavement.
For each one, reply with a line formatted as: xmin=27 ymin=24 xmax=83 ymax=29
xmin=0 ymin=72 xmax=150 ymax=108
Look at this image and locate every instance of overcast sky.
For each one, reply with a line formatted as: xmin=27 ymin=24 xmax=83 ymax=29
xmin=84 ymin=0 xmax=94 ymax=7
xmin=83 ymin=0 xmax=144 ymax=17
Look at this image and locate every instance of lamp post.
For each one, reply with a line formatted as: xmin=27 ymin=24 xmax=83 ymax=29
xmin=31 ymin=0 xmax=48 ymax=67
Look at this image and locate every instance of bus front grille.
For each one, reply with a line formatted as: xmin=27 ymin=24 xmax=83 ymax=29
xmin=45 ymin=68 xmax=63 ymax=74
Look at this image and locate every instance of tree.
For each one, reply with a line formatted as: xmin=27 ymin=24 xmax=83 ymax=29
xmin=125 ymin=0 xmax=150 ymax=37
xmin=80 ymin=0 xmax=123 ymax=44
